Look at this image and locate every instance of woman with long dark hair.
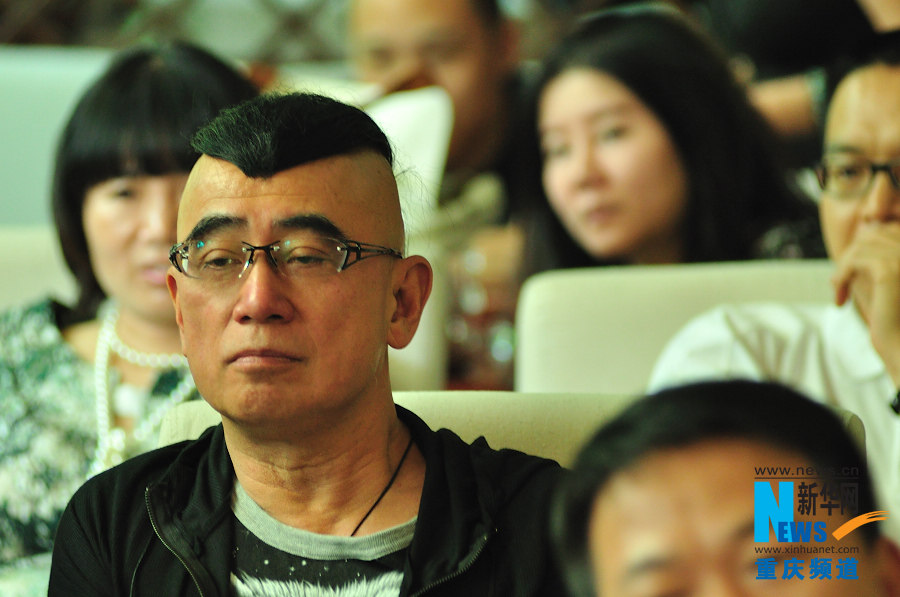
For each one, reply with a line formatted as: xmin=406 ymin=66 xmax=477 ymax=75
xmin=519 ymin=4 xmax=824 ymax=277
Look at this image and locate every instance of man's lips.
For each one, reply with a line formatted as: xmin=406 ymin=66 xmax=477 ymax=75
xmin=227 ymin=349 xmax=303 ymax=364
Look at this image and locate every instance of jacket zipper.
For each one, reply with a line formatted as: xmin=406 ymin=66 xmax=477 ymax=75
xmin=143 ymin=487 xmax=207 ymax=597
xmin=409 ymin=528 xmax=495 ymax=596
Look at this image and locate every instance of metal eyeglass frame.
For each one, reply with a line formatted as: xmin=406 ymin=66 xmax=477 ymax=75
xmin=168 ymin=237 xmax=403 ymax=279
xmin=815 ymin=158 xmax=900 ymax=198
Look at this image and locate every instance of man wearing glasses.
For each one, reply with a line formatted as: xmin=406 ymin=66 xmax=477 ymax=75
xmin=48 ymin=92 xmax=564 ymax=596
xmin=649 ymin=40 xmax=900 ymax=544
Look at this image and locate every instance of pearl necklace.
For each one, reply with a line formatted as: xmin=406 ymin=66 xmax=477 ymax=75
xmin=106 ymin=325 xmax=188 ymax=369
xmin=89 ymin=303 xmax=195 ymax=476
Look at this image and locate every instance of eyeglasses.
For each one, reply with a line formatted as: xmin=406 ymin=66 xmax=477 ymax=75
xmin=815 ymin=156 xmax=900 ymax=199
xmin=169 ymin=232 xmax=403 ymax=288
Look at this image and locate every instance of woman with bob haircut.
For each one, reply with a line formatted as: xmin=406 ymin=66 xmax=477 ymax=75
xmin=518 ymin=3 xmax=824 ymax=277
xmin=0 ymin=41 xmax=257 ymax=568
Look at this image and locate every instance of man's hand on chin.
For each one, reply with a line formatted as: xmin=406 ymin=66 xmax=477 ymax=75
xmin=834 ymin=222 xmax=900 ymax=384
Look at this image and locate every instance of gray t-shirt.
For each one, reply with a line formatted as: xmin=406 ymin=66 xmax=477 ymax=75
xmin=231 ymin=480 xmax=416 ymax=596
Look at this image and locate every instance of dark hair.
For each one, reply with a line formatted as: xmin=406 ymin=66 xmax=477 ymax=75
xmin=468 ymin=0 xmax=502 ymax=29
xmin=826 ymin=30 xmax=900 ymax=108
xmin=551 ymin=379 xmax=879 ymax=596
xmin=191 ymin=92 xmax=394 ymax=178
xmin=519 ymin=4 xmax=820 ymax=276
xmin=53 ymin=41 xmax=258 ymax=321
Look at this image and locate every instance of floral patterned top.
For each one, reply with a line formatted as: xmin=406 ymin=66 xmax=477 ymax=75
xmin=0 ymin=299 xmax=197 ymax=565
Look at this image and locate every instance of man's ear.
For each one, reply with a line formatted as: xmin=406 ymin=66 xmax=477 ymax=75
xmin=875 ymin=536 xmax=900 ymax=596
xmin=386 ymin=255 xmax=433 ymax=349
xmin=166 ymin=269 xmax=186 ymax=342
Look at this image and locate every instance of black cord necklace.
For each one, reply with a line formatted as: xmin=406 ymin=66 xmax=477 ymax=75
xmin=350 ymin=435 xmax=415 ymax=537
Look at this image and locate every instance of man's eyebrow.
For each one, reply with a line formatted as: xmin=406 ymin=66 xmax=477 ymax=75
xmin=623 ymin=520 xmax=756 ymax=583
xmin=275 ymin=214 xmax=346 ymax=240
xmin=622 ymin=553 xmax=680 ymax=582
xmin=185 ymin=214 xmax=246 ymax=243
xmin=823 ymin=143 xmax=865 ymax=155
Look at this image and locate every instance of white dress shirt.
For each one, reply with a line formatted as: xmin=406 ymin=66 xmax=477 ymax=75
xmin=649 ymin=301 xmax=900 ymax=542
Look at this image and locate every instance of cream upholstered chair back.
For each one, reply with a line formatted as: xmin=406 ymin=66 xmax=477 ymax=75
xmin=158 ymin=391 xmax=637 ymax=467
xmin=158 ymin=391 xmax=865 ymax=465
xmin=0 ymin=225 xmax=76 ymax=310
xmin=515 ymin=260 xmax=834 ymax=395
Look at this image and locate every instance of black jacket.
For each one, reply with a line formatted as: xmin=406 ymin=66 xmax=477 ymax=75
xmin=49 ymin=406 xmax=566 ymax=596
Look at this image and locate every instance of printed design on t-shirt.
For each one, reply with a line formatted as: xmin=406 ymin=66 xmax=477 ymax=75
xmin=231 ymin=570 xmax=403 ymax=597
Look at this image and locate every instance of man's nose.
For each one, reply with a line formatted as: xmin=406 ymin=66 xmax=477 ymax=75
xmin=861 ymin=169 xmax=900 ymax=222
xmin=232 ymin=254 xmax=294 ymax=323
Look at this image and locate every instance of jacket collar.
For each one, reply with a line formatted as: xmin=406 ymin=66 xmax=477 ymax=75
xmin=397 ymin=405 xmax=558 ymax=594
xmin=147 ymin=405 xmax=555 ymax=594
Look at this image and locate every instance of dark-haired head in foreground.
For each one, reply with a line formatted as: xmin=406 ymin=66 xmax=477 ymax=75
xmin=552 ymin=380 xmax=900 ymax=596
